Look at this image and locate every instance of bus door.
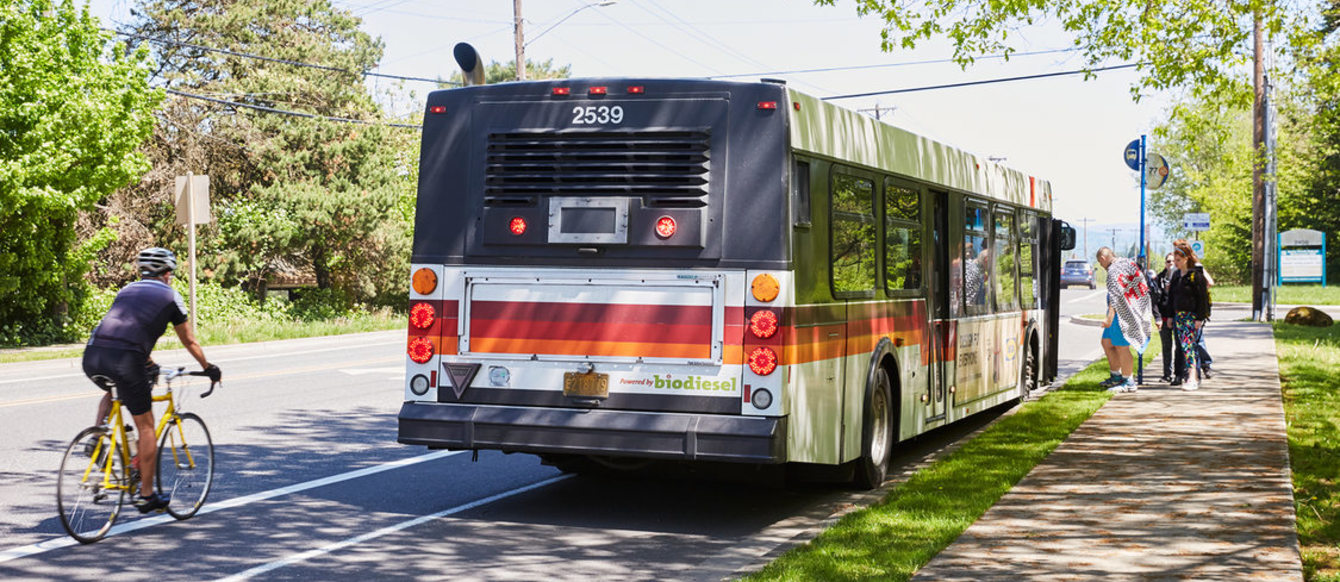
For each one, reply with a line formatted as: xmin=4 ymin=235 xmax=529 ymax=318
xmin=927 ymin=190 xmax=952 ymax=422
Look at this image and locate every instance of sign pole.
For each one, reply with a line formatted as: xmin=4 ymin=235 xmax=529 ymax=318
xmin=1137 ymin=135 xmax=1147 ymax=386
xmin=187 ymin=171 xmax=198 ymax=326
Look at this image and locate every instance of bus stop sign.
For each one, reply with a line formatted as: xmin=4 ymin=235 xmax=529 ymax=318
xmin=1123 ymin=139 xmax=1141 ymax=171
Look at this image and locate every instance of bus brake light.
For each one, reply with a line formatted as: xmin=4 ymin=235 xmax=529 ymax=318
xmin=509 ymin=217 xmax=527 ymax=235
xmin=409 ymin=302 xmax=435 ymax=329
xmin=626 ymin=86 xmax=644 ymax=94
xmin=749 ymin=310 xmax=779 ymax=339
xmin=408 ymin=337 xmax=435 ymax=364
xmin=748 ymin=347 xmax=778 ymax=375
xmin=589 ymin=86 xmax=607 ymax=95
xmin=654 ymin=216 xmax=676 ymax=239
xmin=552 ymin=87 xmax=571 ymax=96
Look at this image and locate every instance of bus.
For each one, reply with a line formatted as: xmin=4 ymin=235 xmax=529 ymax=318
xmin=398 ymin=73 xmax=1075 ymax=488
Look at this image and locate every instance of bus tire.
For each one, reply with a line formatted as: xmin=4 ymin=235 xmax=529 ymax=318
xmin=853 ymin=367 xmax=894 ymax=490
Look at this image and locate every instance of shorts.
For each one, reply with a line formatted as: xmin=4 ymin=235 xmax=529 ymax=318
xmin=83 ymin=345 xmax=153 ymax=416
xmin=1102 ymin=321 xmax=1130 ymax=347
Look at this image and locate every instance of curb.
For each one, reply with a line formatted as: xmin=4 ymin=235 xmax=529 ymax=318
xmin=1068 ymin=315 xmax=1105 ymax=328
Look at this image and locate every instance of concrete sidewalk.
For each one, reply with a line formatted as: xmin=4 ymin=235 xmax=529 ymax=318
xmin=914 ymin=319 xmax=1303 ymax=581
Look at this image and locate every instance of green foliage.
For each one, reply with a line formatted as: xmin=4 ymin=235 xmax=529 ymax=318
xmin=113 ymin=0 xmax=414 ymax=305
xmin=0 ymin=0 xmax=161 ymax=344
xmin=1295 ymin=2 xmax=1340 ymax=283
xmin=446 ymin=58 xmax=572 ymax=86
xmin=817 ymin=0 xmax=1311 ymax=102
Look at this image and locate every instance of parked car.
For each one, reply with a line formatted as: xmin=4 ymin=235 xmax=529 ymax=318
xmin=1061 ymin=260 xmax=1096 ymax=289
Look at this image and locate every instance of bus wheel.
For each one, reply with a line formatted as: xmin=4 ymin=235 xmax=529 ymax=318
xmin=1019 ymin=338 xmax=1038 ymax=400
xmin=853 ymin=367 xmax=894 ymax=490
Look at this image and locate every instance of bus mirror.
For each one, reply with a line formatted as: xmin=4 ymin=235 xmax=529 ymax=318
xmin=1059 ymin=223 xmax=1077 ymax=251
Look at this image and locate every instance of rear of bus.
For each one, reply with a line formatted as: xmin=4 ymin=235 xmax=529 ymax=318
xmin=398 ymin=79 xmax=794 ymax=464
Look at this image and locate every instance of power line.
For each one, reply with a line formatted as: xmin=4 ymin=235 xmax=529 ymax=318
xmin=708 ymin=47 xmax=1081 ymax=79
xmin=165 ymin=89 xmax=421 ymax=129
xmin=109 ymin=28 xmax=458 ymax=86
xmin=822 ymin=63 xmax=1142 ymax=100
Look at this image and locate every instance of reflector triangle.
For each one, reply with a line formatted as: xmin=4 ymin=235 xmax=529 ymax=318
xmin=441 ymin=363 xmax=480 ymax=399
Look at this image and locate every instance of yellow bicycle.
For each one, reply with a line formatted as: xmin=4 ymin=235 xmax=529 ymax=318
xmin=57 ymin=367 xmax=218 ymax=544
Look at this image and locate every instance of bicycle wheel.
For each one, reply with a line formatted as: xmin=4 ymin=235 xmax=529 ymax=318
xmin=57 ymin=426 xmax=126 ymax=543
xmin=156 ymin=412 xmax=213 ymax=520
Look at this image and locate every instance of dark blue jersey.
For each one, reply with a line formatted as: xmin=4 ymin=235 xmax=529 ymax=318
xmin=88 ymin=279 xmax=189 ymax=356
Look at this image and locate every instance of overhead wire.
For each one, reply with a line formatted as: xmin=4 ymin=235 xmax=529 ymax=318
xmin=165 ymin=89 xmax=421 ymax=129
xmin=709 ymin=47 xmax=1082 ymax=79
xmin=822 ymin=63 xmax=1143 ymax=100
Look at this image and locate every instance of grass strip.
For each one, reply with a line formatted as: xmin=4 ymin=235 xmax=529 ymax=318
xmin=742 ymin=347 xmax=1160 ymax=581
xmin=1275 ymin=322 xmax=1340 ymax=582
xmin=0 ymin=311 xmax=403 ymax=364
xmin=1216 ymin=285 xmax=1340 ymax=306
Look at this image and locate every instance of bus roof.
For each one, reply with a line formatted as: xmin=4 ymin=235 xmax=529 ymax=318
xmin=786 ymin=88 xmax=1052 ymax=212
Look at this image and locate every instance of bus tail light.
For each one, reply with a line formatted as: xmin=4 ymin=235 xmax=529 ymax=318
xmin=428 ymin=106 xmax=446 ymax=114
xmin=748 ymin=347 xmax=777 ymax=376
xmin=749 ymin=310 xmax=778 ymax=339
xmin=408 ymin=337 xmax=435 ymax=363
xmin=412 ymin=268 xmax=438 ymax=295
xmin=626 ymin=85 xmax=644 ymax=94
xmin=552 ymin=87 xmax=570 ymax=96
xmin=654 ymin=216 xmax=676 ymax=239
xmin=757 ymin=101 xmax=777 ymax=110
xmin=409 ymin=302 xmax=435 ymax=329
xmin=509 ymin=217 xmax=527 ymax=235
xmin=589 ymin=86 xmax=607 ymax=95
xmin=751 ymin=274 xmax=779 ymax=302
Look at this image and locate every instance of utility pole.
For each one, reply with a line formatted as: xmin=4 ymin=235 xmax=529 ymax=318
xmin=1079 ymin=217 xmax=1094 ymax=260
xmin=513 ymin=0 xmax=526 ymax=81
xmin=1250 ymin=9 xmax=1266 ymax=319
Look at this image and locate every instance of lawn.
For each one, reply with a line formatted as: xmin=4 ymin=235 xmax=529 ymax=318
xmin=1215 ymin=285 xmax=1340 ymax=305
xmin=742 ymin=342 xmax=1157 ymax=581
xmin=1276 ymin=322 xmax=1340 ymax=581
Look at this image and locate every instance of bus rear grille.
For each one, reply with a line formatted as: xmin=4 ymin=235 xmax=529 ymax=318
xmin=485 ymin=131 xmax=710 ymax=207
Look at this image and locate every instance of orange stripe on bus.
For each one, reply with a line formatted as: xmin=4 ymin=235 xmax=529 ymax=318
xmin=469 ymin=338 xmax=712 ymax=359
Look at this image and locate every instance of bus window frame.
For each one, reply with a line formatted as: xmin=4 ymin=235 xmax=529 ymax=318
xmin=963 ymin=197 xmax=993 ymax=316
xmin=829 ymin=166 xmax=877 ymax=299
xmin=882 ymin=177 xmax=924 ymax=296
xmin=793 ymin=158 xmax=812 ymax=228
xmin=993 ymin=205 xmax=1019 ymax=313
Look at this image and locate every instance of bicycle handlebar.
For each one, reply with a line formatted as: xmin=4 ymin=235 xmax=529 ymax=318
xmin=161 ymin=367 xmax=220 ymax=398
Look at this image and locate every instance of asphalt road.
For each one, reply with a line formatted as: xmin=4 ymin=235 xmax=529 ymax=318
xmin=0 ymin=293 xmax=1107 ymax=581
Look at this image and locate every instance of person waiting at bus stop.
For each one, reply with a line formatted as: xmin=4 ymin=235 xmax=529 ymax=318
xmin=1169 ymin=240 xmax=1212 ymax=390
xmin=1095 ymin=247 xmax=1153 ymax=392
xmin=1152 ymin=253 xmax=1177 ymax=382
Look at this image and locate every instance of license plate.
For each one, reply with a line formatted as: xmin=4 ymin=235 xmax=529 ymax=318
xmin=563 ymin=371 xmax=609 ymax=399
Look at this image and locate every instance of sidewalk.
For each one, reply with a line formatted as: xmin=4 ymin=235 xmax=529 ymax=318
xmin=913 ymin=319 xmax=1303 ymax=580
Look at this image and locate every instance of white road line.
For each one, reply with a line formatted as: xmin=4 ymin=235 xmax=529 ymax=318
xmin=215 ymin=474 xmax=573 ymax=581
xmin=0 ymin=449 xmax=462 ymax=564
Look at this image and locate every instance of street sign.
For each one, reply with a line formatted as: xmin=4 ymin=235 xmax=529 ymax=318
xmin=1145 ymin=153 xmax=1170 ymax=189
xmin=1278 ymin=229 xmax=1327 ymax=286
xmin=174 ymin=174 xmax=212 ymax=225
xmin=1183 ymin=212 xmax=1210 ymax=231
xmin=1190 ymin=239 xmax=1206 ymax=258
xmin=1123 ymin=139 xmax=1141 ymax=171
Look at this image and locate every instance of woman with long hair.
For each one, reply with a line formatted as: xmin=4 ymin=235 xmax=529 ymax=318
xmin=1169 ymin=239 xmax=1212 ymax=390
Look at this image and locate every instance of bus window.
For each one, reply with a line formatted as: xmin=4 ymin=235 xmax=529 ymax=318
xmin=883 ymin=180 xmax=922 ymax=292
xmin=994 ymin=210 xmax=1018 ymax=312
xmin=831 ymin=171 xmax=876 ymax=296
xmin=793 ymin=160 xmax=811 ymax=227
xmin=963 ymin=201 xmax=991 ymax=314
xmin=1018 ymin=211 xmax=1039 ymax=308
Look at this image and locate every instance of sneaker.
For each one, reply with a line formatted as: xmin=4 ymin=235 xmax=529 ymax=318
xmin=1181 ymin=380 xmax=1200 ymax=392
xmin=135 ymin=492 xmax=170 ymax=514
xmin=1122 ymin=379 xmax=1139 ymax=393
xmin=1098 ymin=376 xmax=1123 ymax=388
xmin=1201 ymin=367 xmax=1213 ymax=380
xmin=1170 ymin=376 xmax=1184 ymax=387
xmin=1159 ymin=375 xmax=1173 ymax=383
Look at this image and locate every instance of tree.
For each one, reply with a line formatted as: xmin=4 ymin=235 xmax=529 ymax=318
xmin=1295 ymin=0 xmax=1340 ymax=281
xmin=112 ymin=0 xmax=414 ymax=305
xmin=0 ymin=0 xmax=161 ymax=344
xmin=446 ymin=58 xmax=571 ymax=87
xmin=817 ymin=0 xmax=1309 ymax=102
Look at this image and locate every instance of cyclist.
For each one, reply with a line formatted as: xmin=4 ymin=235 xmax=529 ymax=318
xmin=82 ymin=247 xmax=221 ymax=513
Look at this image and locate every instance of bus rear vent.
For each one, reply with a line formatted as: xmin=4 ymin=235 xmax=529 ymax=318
xmin=485 ymin=130 xmax=710 ymax=208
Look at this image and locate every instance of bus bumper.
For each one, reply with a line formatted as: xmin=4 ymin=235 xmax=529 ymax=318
xmin=397 ymin=402 xmax=786 ymax=463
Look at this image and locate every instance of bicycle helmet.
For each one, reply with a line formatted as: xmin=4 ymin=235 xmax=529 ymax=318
xmin=137 ymin=247 xmax=177 ymax=277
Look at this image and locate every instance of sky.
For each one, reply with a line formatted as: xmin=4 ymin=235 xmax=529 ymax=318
xmin=88 ymin=0 xmax=1183 ymax=255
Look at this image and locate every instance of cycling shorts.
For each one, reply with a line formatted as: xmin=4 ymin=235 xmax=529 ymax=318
xmin=82 ymin=345 xmax=153 ymax=416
